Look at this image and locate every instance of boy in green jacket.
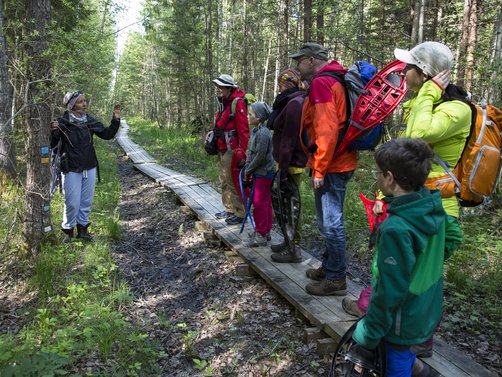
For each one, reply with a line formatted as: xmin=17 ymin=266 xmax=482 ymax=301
xmin=352 ymin=138 xmax=445 ymax=377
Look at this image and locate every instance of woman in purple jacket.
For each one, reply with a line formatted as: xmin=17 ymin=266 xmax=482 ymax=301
xmin=269 ymin=68 xmax=308 ymax=263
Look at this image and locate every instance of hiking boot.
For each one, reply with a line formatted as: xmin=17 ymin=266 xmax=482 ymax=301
xmin=305 ymin=266 xmax=326 ymax=281
xmin=225 ymin=215 xmax=244 ymax=225
xmin=61 ymin=227 xmax=74 ymax=238
xmin=270 ymin=240 xmax=287 ymax=253
xmin=271 ymin=245 xmax=302 ymax=263
xmin=76 ymin=223 xmax=94 ymax=241
xmin=411 ymin=340 xmax=433 ymax=358
xmin=247 ymin=231 xmax=271 ymax=241
xmin=306 ymin=277 xmax=347 ymax=296
xmin=246 ymin=232 xmax=268 ymax=247
xmin=215 ymin=211 xmax=232 ymax=219
xmin=342 ymin=297 xmax=364 ymax=318
xmin=412 ymin=359 xmax=440 ymax=376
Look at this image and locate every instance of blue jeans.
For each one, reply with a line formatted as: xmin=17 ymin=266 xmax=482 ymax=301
xmin=61 ymin=168 xmax=96 ymax=229
xmin=314 ymin=171 xmax=354 ymax=280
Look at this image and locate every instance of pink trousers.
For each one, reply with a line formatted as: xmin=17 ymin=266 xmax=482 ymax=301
xmin=252 ymin=177 xmax=273 ymax=237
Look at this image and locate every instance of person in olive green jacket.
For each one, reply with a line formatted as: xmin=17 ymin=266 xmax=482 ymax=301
xmin=352 ymin=138 xmax=446 ymax=377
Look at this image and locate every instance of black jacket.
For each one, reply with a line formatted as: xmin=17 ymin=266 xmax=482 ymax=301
xmin=50 ymin=111 xmax=120 ymax=173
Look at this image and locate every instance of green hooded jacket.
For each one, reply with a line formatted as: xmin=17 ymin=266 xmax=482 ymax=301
xmin=353 ymin=187 xmax=447 ymax=349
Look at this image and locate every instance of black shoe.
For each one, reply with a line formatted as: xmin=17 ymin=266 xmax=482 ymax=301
xmin=225 ymin=215 xmax=243 ymax=225
xmin=61 ymin=227 xmax=74 ymax=238
xmin=271 ymin=245 xmax=302 ymax=263
xmin=76 ymin=223 xmax=94 ymax=241
xmin=215 ymin=211 xmax=232 ymax=219
xmin=270 ymin=240 xmax=287 ymax=253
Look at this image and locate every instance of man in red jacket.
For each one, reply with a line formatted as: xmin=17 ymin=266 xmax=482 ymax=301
xmin=291 ymin=42 xmax=358 ymax=296
xmin=212 ymin=74 xmax=250 ymax=225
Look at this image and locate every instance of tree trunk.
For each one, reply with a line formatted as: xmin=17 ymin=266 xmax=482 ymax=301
xmin=488 ymin=5 xmax=502 ymax=104
xmin=411 ymin=0 xmax=421 ymax=43
xmin=304 ymin=0 xmax=312 ymax=42
xmin=418 ymin=0 xmax=425 ymax=43
xmin=241 ymin=0 xmax=250 ymax=90
xmin=457 ymin=0 xmax=472 ymax=86
xmin=0 ymin=0 xmax=16 ymax=182
xmin=207 ymin=0 xmax=215 ymax=118
xmin=464 ymin=0 xmax=478 ymax=91
xmin=316 ymin=0 xmax=324 ymax=45
xmin=23 ymin=0 xmax=52 ymax=253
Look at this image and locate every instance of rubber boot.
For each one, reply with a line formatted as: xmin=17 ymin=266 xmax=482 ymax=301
xmin=76 ymin=223 xmax=94 ymax=241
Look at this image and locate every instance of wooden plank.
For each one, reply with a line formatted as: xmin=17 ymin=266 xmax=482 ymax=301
xmin=117 ymin=121 xmax=497 ymax=377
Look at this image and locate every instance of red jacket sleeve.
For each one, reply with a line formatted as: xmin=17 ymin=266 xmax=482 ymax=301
xmin=234 ymin=99 xmax=250 ymax=151
xmin=309 ymin=78 xmax=347 ymax=178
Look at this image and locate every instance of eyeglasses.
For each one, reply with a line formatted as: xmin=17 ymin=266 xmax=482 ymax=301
xmin=404 ymin=64 xmax=423 ymax=74
xmin=296 ymin=56 xmax=311 ymax=67
xmin=372 ymin=169 xmax=383 ymax=179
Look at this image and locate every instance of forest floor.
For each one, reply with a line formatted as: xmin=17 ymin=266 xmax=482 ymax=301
xmin=115 ymin=155 xmax=501 ymax=376
xmin=114 ymin=158 xmax=332 ymax=376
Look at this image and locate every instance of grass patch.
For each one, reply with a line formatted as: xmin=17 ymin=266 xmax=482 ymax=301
xmin=0 ymin=140 xmax=162 ymax=376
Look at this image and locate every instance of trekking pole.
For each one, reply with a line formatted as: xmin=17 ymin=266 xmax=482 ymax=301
xmin=239 ymin=169 xmax=255 ymax=234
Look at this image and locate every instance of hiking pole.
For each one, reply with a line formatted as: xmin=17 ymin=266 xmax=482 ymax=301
xmin=239 ymin=169 xmax=255 ymax=234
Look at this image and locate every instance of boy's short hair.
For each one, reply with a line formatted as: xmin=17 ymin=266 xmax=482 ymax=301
xmin=375 ymin=138 xmax=433 ymax=191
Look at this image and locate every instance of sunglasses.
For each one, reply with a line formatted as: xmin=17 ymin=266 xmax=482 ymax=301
xmin=404 ymin=64 xmax=423 ymax=74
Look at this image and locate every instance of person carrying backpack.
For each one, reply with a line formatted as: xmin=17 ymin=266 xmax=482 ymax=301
xmin=50 ymin=91 xmax=121 ymax=240
xmin=291 ymin=42 xmax=358 ymax=296
xmin=343 ymin=42 xmax=469 ymax=360
xmin=269 ymin=67 xmax=308 ymax=263
xmin=211 ymin=74 xmax=250 ymax=226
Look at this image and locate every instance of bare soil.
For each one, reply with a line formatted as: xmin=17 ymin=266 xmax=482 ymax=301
xmin=114 ymin=158 xmax=332 ymax=376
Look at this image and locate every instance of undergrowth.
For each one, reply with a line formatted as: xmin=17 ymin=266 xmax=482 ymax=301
xmin=0 ymin=141 xmax=163 ymax=376
xmin=126 ymin=117 xmax=502 ymax=354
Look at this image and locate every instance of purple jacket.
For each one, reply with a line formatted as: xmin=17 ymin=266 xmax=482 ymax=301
xmin=272 ymin=91 xmax=308 ymax=175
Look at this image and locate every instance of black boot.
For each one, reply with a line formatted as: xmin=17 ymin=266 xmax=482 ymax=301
xmin=271 ymin=244 xmax=302 ymax=263
xmin=61 ymin=227 xmax=74 ymax=238
xmin=270 ymin=240 xmax=287 ymax=253
xmin=76 ymin=223 xmax=94 ymax=241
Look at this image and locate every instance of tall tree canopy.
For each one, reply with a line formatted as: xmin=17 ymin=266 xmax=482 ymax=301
xmin=114 ymin=0 xmax=502 ymax=127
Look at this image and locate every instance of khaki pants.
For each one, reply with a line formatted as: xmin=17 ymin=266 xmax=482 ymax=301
xmin=217 ymin=150 xmax=244 ymax=217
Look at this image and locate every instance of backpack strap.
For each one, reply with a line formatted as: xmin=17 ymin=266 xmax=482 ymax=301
xmin=432 ymin=153 xmax=461 ymax=191
xmin=230 ymin=97 xmax=245 ymax=120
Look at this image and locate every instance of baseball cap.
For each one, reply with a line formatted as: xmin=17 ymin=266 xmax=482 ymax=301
xmin=394 ymin=41 xmax=453 ymax=77
xmin=289 ymin=42 xmax=329 ymax=62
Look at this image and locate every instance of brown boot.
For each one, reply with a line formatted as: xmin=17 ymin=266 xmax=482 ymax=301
xmin=271 ymin=244 xmax=302 ymax=263
xmin=270 ymin=240 xmax=287 ymax=253
xmin=305 ymin=265 xmax=326 ymax=281
xmin=76 ymin=223 xmax=94 ymax=241
xmin=306 ymin=277 xmax=347 ymax=296
xmin=342 ymin=297 xmax=363 ymax=318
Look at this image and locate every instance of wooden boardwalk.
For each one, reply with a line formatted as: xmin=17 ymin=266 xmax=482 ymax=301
xmin=116 ymin=120 xmax=496 ymax=377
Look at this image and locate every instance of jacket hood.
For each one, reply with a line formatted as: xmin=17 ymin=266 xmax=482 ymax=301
xmin=287 ymin=90 xmax=306 ymax=101
xmin=316 ymin=60 xmax=348 ymax=76
xmin=384 ymin=187 xmax=445 ymax=242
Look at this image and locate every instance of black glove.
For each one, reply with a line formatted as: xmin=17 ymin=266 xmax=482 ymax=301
xmin=213 ymin=127 xmax=224 ymax=138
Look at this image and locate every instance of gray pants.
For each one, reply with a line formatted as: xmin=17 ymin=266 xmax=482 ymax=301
xmin=61 ymin=168 xmax=96 ymax=229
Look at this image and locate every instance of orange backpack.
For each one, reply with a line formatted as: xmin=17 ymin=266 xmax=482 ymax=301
xmin=428 ymin=101 xmax=502 ymax=207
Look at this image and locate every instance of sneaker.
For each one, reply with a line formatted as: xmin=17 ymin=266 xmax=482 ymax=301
xmin=411 ymin=340 xmax=433 ymax=358
xmin=271 ymin=245 xmax=302 ymax=263
xmin=225 ymin=215 xmax=244 ymax=225
xmin=246 ymin=232 xmax=268 ymax=247
xmin=270 ymin=240 xmax=287 ymax=253
xmin=342 ymin=297 xmax=363 ymax=318
xmin=306 ymin=277 xmax=347 ymax=296
xmin=215 ymin=211 xmax=232 ymax=219
xmin=305 ymin=266 xmax=326 ymax=281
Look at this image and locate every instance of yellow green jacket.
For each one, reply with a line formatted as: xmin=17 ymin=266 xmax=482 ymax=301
xmin=399 ymin=81 xmax=471 ymax=217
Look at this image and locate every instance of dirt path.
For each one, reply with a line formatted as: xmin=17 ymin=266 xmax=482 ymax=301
xmin=114 ymin=158 xmax=331 ymax=376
